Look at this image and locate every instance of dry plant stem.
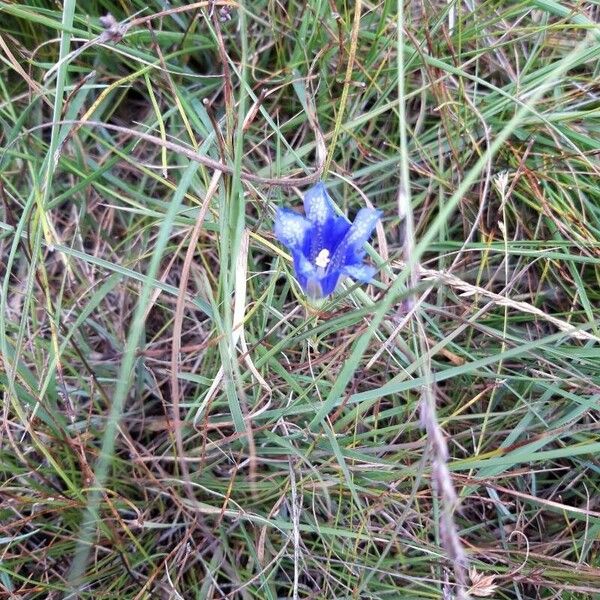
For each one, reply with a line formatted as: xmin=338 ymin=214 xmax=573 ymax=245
xmin=407 ymin=269 xmax=471 ymax=597
xmin=448 ymin=88 xmax=492 ymax=272
xmin=204 ymin=99 xmax=228 ymax=163
xmin=398 ymin=261 xmax=600 ymax=343
xmin=324 ymin=0 xmax=362 ymax=174
xmin=277 ymin=418 xmax=302 ymax=600
xmin=192 ymin=230 xmax=271 ymax=435
xmin=210 ymin=8 xmax=235 ymax=148
xmin=373 ymin=255 xmax=599 ymax=373
xmin=418 ymin=329 xmax=469 ymax=598
xmin=26 ymin=120 xmax=323 ymax=187
xmin=129 ymin=1 xmax=237 ymax=30
xmin=231 ymin=229 xmax=259 ymax=490
xmin=170 ymin=171 xmax=221 ymax=516
xmin=0 ymin=34 xmax=52 ymax=106
xmin=397 ymin=2 xmax=469 ymax=594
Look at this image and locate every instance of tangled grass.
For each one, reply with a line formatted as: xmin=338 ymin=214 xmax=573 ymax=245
xmin=1 ymin=1 xmax=600 ymax=598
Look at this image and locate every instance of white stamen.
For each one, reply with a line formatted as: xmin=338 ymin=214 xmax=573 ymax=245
xmin=315 ymin=249 xmax=330 ymax=268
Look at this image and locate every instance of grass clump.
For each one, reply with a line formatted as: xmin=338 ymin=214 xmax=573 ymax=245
xmin=1 ymin=1 xmax=600 ymax=598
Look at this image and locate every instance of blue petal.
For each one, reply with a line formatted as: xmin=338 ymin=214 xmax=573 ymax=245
xmin=290 ymin=248 xmax=313 ymax=289
xmin=274 ymin=208 xmax=311 ymax=250
xmin=274 ymin=188 xmax=382 ymax=301
xmin=303 ymin=182 xmax=336 ymax=226
xmin=329 ymin=207 xmax=381 ymax=271
xmin=292 ymin=249 xmax=315 ymax=278
xmin=317 ymin=269 xmax=343 ymax=297
xmin=327 ymin=215 xmax=352 ymax=253
xmin=345 ymin=208 xmax=382 ymax=254
xmin=342 ymin=264 xmax=377 ymax=283
xmin=303 ymin=183 xmax=350 ymax=261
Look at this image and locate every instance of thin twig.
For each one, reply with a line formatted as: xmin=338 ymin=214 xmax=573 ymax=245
xmin=22 ymin=120 xmax=322 ymax=187
xmin=170 ymin=171 xmax=221 ymax=512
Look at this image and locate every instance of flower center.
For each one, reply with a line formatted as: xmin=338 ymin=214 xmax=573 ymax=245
xmin=315 ymin=248 xmax=330 ymax=269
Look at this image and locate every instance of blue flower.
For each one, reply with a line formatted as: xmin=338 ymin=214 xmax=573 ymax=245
xmin=274 ymin=182 xmax=381 ymax=299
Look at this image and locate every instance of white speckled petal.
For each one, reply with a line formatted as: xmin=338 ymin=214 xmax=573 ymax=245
xmin=274 ymin=208 xmax=311 ymax=249
xmin=342 ymin=264 xmax=377 ymax=283
xmin=294 ymin=251 xmax=315 ymax=276
xmin=345 ymin=208 xmax=382 ymax=249
xmin=291 ymin=249 xmax=317 ymax=296
xmin=303 ymin=182 xmax=335 ymax=226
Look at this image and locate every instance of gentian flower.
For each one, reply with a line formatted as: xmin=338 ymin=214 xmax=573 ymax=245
xmin=274 ymin=182 xmax=381 ymax=299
